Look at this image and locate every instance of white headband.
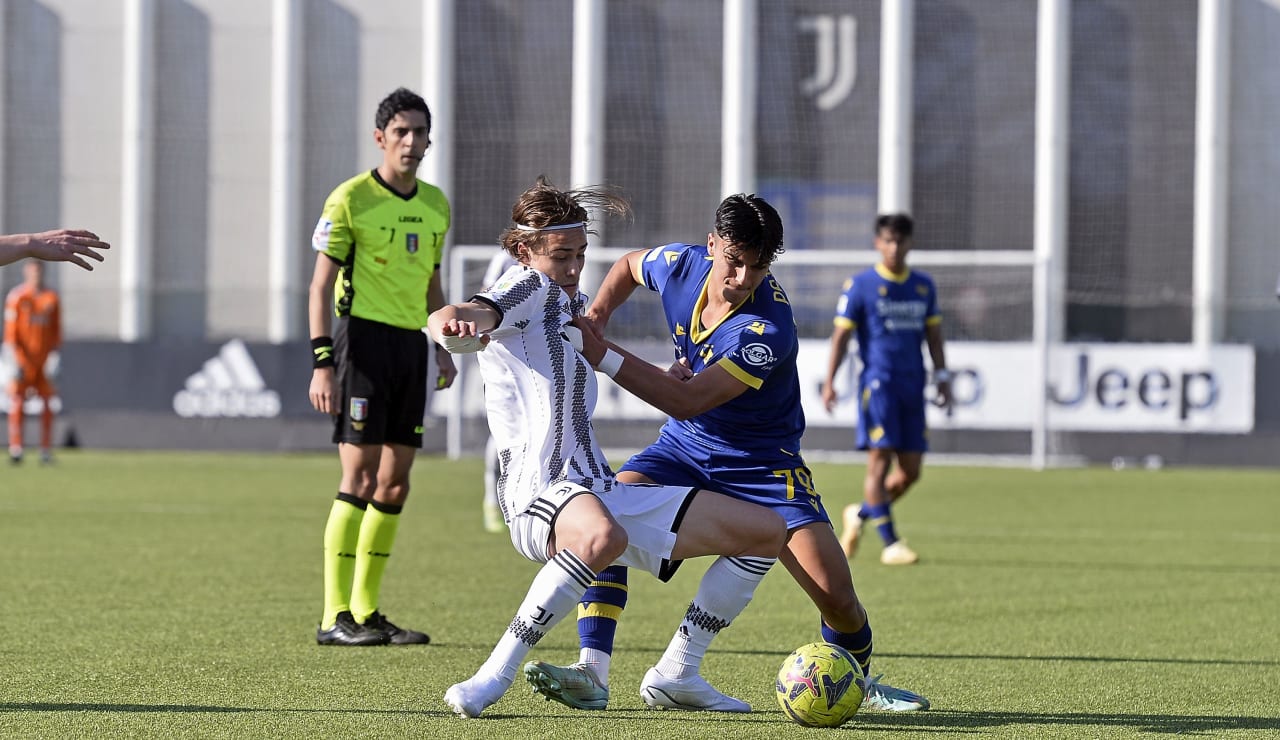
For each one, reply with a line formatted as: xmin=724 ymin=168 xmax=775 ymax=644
xmin=514 ymin=221 xmax=585 ymax=232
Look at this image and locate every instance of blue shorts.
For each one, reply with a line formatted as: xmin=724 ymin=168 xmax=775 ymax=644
xmin=856 ymin=377 xmax=928 ymax=452
xmin=620 ymin=430 xmax=832 ymax=531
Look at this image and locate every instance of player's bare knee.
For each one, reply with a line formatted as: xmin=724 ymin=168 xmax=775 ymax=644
xmin=601 ymin=521 xmax=629 ymax=563
xmin=559 ymin=520 xmax=628 ymax=571
xmin=748 ymin=510 xmax=787 ymax=556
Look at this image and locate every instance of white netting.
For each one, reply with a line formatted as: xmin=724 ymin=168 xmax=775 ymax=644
xmin=1062 ymin=0 xmax=1198 ymax=341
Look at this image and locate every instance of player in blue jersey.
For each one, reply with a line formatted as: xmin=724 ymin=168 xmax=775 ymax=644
xmin=523 ymin=194 xmax=929 ymax=713
xmin=432 ymin=178 xmax=785 ymax=719
xmin=820 ymin=213 xmax=952 ymax=566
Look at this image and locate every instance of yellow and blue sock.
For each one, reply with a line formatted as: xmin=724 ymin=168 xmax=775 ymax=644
xmin=864 ymin=502 xmax=899 ymax=546
xmin=822 ymin=618 xmax=874 ymax=678
xmin=577 ymin=565 xmax=629 ymax=685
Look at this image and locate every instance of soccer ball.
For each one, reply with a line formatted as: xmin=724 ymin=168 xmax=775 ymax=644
xmin=775 ymin=641 xmax=866 ymax=727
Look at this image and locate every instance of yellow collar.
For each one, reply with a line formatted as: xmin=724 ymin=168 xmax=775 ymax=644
xmin=690 ymin=274 xmax=750 ymax=344
xmin=874 ymin=263 xmax=911 ymax=283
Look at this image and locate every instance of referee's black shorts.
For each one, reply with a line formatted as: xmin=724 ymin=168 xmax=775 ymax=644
xmin=332 ymin=315 xmax=428 ymax=448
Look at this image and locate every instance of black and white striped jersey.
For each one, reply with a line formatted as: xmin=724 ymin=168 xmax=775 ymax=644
xmin=474 ymin=265 xmax=617 ymax=520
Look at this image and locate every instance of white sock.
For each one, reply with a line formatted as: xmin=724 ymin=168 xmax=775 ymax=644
xmin=578 ymin=647 xmax=612 ymax=687
xmin=478 ymin=549 xmax=594 ymax=683
xmin=655 ymin=556 xmax=775 ymax=679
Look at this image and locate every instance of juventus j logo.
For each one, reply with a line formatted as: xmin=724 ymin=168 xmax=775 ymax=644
xmin=798 ymin=14 xmax=857 ymax=111
xmin=529 ymin=607 xmax=554 ymax=626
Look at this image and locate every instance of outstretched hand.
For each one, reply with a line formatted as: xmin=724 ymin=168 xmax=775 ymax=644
xmin=26 ymin=229 xmax=111 ymax=270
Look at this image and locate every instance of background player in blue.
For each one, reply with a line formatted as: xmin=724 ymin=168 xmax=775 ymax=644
xmin=820 ymin=213 xmax=952 ymax=566
xmin=524 ymin=195 xmax=930 ymax=713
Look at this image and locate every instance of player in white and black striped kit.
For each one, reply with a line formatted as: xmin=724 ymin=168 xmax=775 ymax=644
xmin=478 ymin=250 xmax=519 ymax=534
xmin=430 ymin=178 xmax=786 ymax=719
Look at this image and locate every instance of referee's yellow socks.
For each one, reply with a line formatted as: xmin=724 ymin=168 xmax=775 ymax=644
xmin=350 ymin=501 xmax=402 ymax=623
xmin=321 ymin=493 xmax=366 ymax=629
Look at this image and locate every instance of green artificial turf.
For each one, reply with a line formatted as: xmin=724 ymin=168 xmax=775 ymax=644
xmin=1 ymin=452 xmax=1276 ymax=738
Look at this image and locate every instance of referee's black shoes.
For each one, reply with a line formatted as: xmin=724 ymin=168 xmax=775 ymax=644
xmin=316 ymin=610 xmax=389 ymax=646
xmin=362 ymin=611 xmax=431 ymax=645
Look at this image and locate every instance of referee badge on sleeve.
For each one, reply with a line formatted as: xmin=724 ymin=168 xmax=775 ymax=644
xmin=311 ymin=219 xmax=332 ymax=251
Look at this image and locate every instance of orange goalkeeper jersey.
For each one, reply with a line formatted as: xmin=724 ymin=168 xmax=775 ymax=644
xmin=4 ymin=283 xmax=61 ymax=367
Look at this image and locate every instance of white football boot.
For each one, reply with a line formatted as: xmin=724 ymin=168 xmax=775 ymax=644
xmin=639 ymin=667 xmax=750 ymax=712
xmin=880 ymin=540 xmax=919 ymax=565
xmin=444 ymin=673 xmax=512 ymax=718
xmin=861 ymin=674 xmax=930 ymax=711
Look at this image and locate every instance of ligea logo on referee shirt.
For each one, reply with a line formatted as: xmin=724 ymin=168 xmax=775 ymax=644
xmin=173 ymin=339 xmax=281 ymax=418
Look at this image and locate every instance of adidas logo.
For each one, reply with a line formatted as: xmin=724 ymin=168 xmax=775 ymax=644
xmin=172 ymin=339 xmax=281 ymax=418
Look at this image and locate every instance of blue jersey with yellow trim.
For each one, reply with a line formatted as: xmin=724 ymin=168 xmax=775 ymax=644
xmin=835 ymin=263 xmax=940 ymax=388
xmin=637 ymin=242 xmax=803 ymax=453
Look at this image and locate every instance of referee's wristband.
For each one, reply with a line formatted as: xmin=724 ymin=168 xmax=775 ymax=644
xmin=597 ymin=349 xmax=624 ymax=379
xmin=933 ymin=368 xmax=953 ymax=383
xmin=311 ymin=336 xmax=335 ymax=369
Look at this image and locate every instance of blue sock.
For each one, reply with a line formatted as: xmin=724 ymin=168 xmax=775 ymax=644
xmin=578 ymin=565 xmax=628 ymax=654
xmin=864 ymin=502 xmax=898 ymax=546
xmin=822 ymin=618 xmax=874 ymax=677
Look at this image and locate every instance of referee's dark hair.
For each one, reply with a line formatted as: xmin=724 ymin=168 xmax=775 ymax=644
xmin=876 ymin=213 xmax=914 ymax=238
xmin=375 ymin=87 xmax=432 ymax=133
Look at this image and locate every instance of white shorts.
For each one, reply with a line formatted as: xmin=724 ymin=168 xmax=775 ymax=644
xmin=509 ymin=480 xmax=697 ymax=581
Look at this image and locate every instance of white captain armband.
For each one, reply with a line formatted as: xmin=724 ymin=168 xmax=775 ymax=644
xmin=598 ymin=349 xmax=624 ymax=379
